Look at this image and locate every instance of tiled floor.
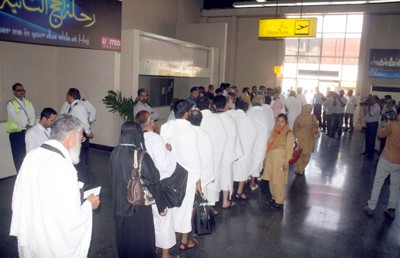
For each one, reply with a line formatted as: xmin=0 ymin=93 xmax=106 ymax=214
xmin=1 ymin=131 xmax=399 ymax=257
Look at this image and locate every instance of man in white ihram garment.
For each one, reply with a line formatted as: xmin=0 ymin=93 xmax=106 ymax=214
xmin=227 ymin=99 xmax=258 ymax=200
xmin=10 ymin=114 xmax=100 ymax=258
xmin=296 ymin=87 xmax=308 ymax=106
xmin=284 ymin=90 xmax=302 ymax=130
xmin=197 ymin=96 xmax=227 ymax=204
xmin=214 ymin=95 xmax=243 ymax=208
xmin=188 ymin=108 xmax=215 ymax=200
xmin=160 ymin=99 xmax=201 ymax=250
xmin=247 ymin=95 xmax=274 ymax=190
xmin=25 ymin=108 xmax=57 ymax=153
xmin=135 ymin=110 xmax=177 ymax=258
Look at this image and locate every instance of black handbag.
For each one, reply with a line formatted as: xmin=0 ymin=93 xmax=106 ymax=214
xmin=192 ymin=194 xmax=216 ymax=236
xmin=160 ymin=163 xmax=188 ymax=208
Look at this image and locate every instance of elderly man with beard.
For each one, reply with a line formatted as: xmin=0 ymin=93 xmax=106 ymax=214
xmin=10 ymin=114 xmax=100 ymax=258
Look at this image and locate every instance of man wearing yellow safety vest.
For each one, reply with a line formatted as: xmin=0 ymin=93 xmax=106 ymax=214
xmin=6 ymin=83 xmax=35 ymax=173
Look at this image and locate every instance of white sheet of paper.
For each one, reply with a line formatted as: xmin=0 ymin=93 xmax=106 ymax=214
xmin=83 ymin=186 xmax=101 ymax=199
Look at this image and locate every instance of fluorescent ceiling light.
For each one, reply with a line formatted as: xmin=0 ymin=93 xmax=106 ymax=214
xmin=233 ymin=0 xmax=400 ymax=8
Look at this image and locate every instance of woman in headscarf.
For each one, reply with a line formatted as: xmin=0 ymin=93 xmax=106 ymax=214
xmin=293 ymin=104 xmax=319 ymax=176
xmin=109 ymin=121 xmax=167 ymax=258
xmin=262 ymin=113 xmax=294 ymax=210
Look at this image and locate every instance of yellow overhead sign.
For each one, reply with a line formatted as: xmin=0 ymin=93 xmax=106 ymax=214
xmin=259 ymin=18 xmax=317 ymax=38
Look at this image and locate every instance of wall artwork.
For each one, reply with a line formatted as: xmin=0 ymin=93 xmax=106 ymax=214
xmin=0 ymin=0 xmax=121 ymax=51
xmin=368 ymin=49 xmax=400 ymax=79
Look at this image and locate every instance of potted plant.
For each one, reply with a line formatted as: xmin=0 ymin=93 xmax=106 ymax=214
xmin=102 ymin=90 xmax=137 ymax=122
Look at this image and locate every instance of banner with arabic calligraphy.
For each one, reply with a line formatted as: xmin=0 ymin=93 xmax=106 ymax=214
xmin=0 ymin=0 xmax=121 ymax=51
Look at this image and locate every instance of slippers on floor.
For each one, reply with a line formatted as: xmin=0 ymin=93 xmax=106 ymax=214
xmin=179 ymin=239 xmax=198 ymax=251
xmin=235 ymin=192 xmax=248 ymax=200
xmin=222 ymin=201 xmax=236 ymax=209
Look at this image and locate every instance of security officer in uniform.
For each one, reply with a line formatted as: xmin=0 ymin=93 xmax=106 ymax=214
xmin=6 ymin=83 xmax=35 ymax=172
xmin=61 ymin=88 xmax=93 ymax=185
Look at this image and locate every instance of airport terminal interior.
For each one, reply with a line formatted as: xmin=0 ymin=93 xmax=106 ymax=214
xmin=1 ymin=131 xmax=400 ymax=257
xmin=1 ymin=0 xmax=400 ymax=257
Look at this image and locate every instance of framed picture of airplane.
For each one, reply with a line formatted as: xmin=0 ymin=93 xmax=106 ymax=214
xmin=368 ymin=49 xmax=400 ymax=79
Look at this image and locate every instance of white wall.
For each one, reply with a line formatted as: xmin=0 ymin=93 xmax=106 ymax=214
xmin=0 ymin=42 xmax=58 ymax=122
xmin=122 ymin=0 xmax=202 ymax=37
xmin=176 ymin=23 xmax=228 ymax=85
xmin=0 ymin=43 xmax=120 ymax=178
xmin=236 ymin=17 xmax=282 ymax=88
xmin=122 ymin=0 xmax=177 ymax=37
xmin=56 ymin=48 xmax=121 ymax=147
xmin=202 ymin=16 xmax=283 ymax=89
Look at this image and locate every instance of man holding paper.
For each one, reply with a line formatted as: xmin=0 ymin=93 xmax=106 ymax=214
xmin=10 ymin=114 xmax=100 ymax=258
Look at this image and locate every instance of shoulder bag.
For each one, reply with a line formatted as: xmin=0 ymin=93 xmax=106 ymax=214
xmin=287 ymin=131 xmax=303 ymax=164
xmin=127 ymin=149 xmax=155 ymax=206
xmin=160 ymin=163 xmax=188 ymax=208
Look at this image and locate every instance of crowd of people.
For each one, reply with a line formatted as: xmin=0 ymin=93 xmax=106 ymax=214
xmin=6 ymin=81 xmax=400 ymax=258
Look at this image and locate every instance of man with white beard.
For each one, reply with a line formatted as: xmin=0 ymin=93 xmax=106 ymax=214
xmin=10 ymin=114 xmax=100 ymax=258
xmin=228 ymin=99 xmax=258 ymax=200
xmin=284 ymin=90 xmax=302 ymax=130
xmin=214 ymin=96 xmax=243 ymax=208
xmin=197 ymin=96 xmax=227 ymax=204
xmin=135 ymin=110 xmax=177 ymax=258
xmin=247 ymin=95 xmax=274 ymax=190
xmin=160 ymin=100 xmax=201 ymax=250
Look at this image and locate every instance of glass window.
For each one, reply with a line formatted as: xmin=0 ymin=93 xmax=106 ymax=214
xmin=297 ymin=79 xmax=319 ymax=92
xmin=341 ymin=81 xmax=357 ymax=90
xmin=282 ymin=62 xmax=297 ymax=77
xmin=321 ymin=38 xmax=344 ymax=57
xmin=298 ymin=38 xmax=321 ymax=56
xmin=321 ymin=57 xmax=343 ymax=65
xmin=341 ymin=63 xmax=359 ymax=81
xmin=344 ymin=38 xmax=361 ymax=57
xmin=283 ymin=14 xmax=363 ymax=90
xmin=285 ymin=39 xmax=299 ymax=55
xmin=323 ymin=15 xmax=347 ymax=33
xmin=297 ymin=56 xmax=320 ymax=65
xmin=346 ymin=15 xmax=364 ymax=33
xmin=281 ymin=78 xmax=297 ymax=92
xmin=343 ymin=58 xmax=359 ymax=65
xmin=284 ymin=56 xmax=298 ymax=63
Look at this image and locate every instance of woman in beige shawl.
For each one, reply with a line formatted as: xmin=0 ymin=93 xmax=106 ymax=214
xmin=293 ymin=104 xmax=319 ymax=175
xmin=262 ymin=113 xmax=294 ymax=209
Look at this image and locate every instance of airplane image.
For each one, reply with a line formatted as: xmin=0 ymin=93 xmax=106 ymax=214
xmin=297 ymin=24 xmax=308 ymax=30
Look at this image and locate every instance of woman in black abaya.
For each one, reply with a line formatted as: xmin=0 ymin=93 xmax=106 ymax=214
xmin=109 ymin=121 xmax=167 ymax=258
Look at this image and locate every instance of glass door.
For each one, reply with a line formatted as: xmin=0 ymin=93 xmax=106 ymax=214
xmin=318 ymin=80 xmax=340 ymax=95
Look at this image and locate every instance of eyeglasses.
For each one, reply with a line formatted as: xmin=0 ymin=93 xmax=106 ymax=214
xmin=15 ymin=89 xmax=25 ymax=92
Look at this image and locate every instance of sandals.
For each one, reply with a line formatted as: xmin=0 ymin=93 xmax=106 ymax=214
xmin=179 ymin=239 xmax=198 ymax=251
xmin=270 ymin=202 xmax=284 ymax=210
xmin=250 ymin=184 xmax=259 ymax=190
xmin=235 ymin=192 xmax=248 ymax=200
xmin=222 ymin=201 xmax=236 ymax=209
